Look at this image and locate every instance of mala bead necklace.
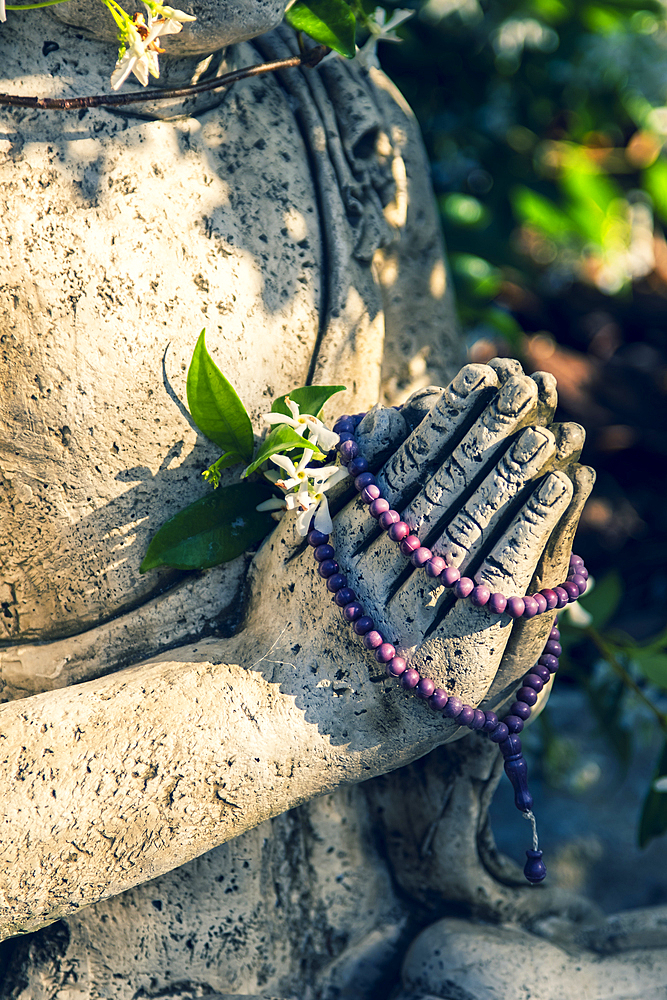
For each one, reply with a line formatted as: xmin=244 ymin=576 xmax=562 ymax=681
xmin=308 ymin=411 xmax=589 ymax=886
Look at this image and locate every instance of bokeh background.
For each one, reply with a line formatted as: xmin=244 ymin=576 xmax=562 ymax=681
xmin=376 ymin=0 xmax=667 ymax=907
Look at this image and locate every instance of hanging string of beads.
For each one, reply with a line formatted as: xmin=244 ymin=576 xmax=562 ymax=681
xmin=306 ymin=411 xmax=589 ymax=886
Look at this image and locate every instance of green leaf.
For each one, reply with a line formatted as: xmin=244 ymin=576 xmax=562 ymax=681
xmin=634 ymin=652 xmax=667 ymax=690
xmin=579 ymin=570 xmax=622 ymax=631
xmin=511 ymin=185 xmax=581 ymax=241
xmin=186 ymin=331 xmax=254 ymax=461
xmin=140 ymin=481 xmax=276 ymax=572
xmin=271 ymin=384 xmax=346 ymax=420
xmin=242 ymin=424 xmax=326 ymax=479
xmin=285 ymin=0 xmax=356 ymax=58
xmin=639 ymin=738 xmax=667 ymax=848
xmin=202 ymin=451 xmax=243 ymax=489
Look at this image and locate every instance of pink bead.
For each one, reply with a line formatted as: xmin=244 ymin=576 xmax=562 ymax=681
xmin=416 ymin=677 xmax=436 ymax=699
xmin=401 ymin=668 xmax=420 ymax=689
xmin=375 ymin=642 xmax=396 ymax=663
xmin=387 ymin=656 xmax=407 ymax=677
xmin=361 ymin=485 xmax=381 ymax=504
xmin=388 ymin=521 xmax=409 ymax=543
xmin=411 ymin=546 xmax=432 ymax=568
xmin=441 ymin=566 xmax=460 ymax=587
xmin=369 ymin=498 xmax=390 ymax=519
xmin=454 ymin=577 xmax=474 ymax=599
xmin=540 ymin=589 xmax=558 ymax=611
xmin=506 ymin=597 xmax=525 ymax=618
xmin=522 ymin=596 xmax=539 ymax=619
xmin=531 ymin=593 xmax=548 ymax=614
xmin=379 ymin=510 xmax=400 ymax=530
xmin=400 ymin=535 xmax=421 ymax=557
xmin=489 ymin=592 xmax=507 ymax=615
xmin=363 ymin=630 xmax=383 ymax=650
xmin=470 ymin=585 xmax=490 ymax=607
xmin=425 ymin=556 xmax=446 ymax=578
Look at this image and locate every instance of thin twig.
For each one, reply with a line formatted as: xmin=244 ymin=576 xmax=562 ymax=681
xmin=0 ymin=45 xmax=329 ymax=110
xmin=586 ymin=625 xmax=667 ymax=732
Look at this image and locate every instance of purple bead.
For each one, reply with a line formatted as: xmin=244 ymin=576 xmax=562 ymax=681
xmin=411 ymin=546 xmax=432 ymax=569
xmin=388 ymin=521 xmax=409 ymax=543
xmin=532 ymin=664 xmax=551 ymax=683
xmin=570 ymin=574 xmax=587 ymax=595
xmin=338 ymin=439 xmax=359 ymax=464
xmin=470 ymin=585 xmax=491 ymax=607
xmin=562 ymin=581 xmax=580 ymax=602
xmin=506 ymin=597 xmax=525 ymax=619
xmin=426 ymin=556 xmax=446 ymax=578
xmin=499 ymin=734 xmax=522 ymax=757
xmin=387 ymin=656 xmax=407 ymax=677
xmin=510 ymin=701 xmax=532 ymax=720
xmin=470 ymin=709 xmax=487 ymax=730
xmin=581 ymin=567 xmax=589 ymax=580
xmin=454 ymin=577 xmax=474 ymax=599
xmin=353 ymin=616 xmax=374 ymax=635
xmin=489 ymin=722 xmax=510 ymax=743
xmin=554 ymin=586 xmax=569 ymax=609
xmin=516 ymin=686 xmax=538 ymax=707
xmin=308 ymin=529 xmax=329 ymax=547
xmin=441 ymin=566 xmax=461 ymax=587
xmin=505 ymin=757 xmax=533 ymax=812
xmin=523 ymin=672 xmax=544 ymax=693
xmin=343 ymin=602 xmax=363 ymax=622
xmin=361 ymin=485 xmax=381 ymax=504
xmin=369 ymin=498 xmax=390 ymax=518
xmin=400 ymin=535 xmax=421 ymax=557
xmin=401 ymin=668 xmax=420 ymax=689
xmin=531 ymin=593 xmax=548 ymax=614
xmin=540 ymin=589 xmax=558 ymax=611
xmin=489 ymin=592 xmax=507 ymax=615
xmin=354 ymin=472 xmax=376 ymax=492
xmin=337 ymin=432 xmax=354 ymax=444
xmin=333 ymin=416 xmax=354 ymax=434
xmin=443 ymin=696 xmax=464 ymax=718
xmin=429 ymin=689 xmax=449 ymax=711
xmin=326 ymin=573 xmax=347 ymax=593
xmin=318 ymin=559 xmax=339 ymax=578
xmin=334 ymin=587 xmax=356 ymax=607
xmin=314 ymin=544 xmax=335 ymax=562
xmin=458 ymin=704 xmax=475 ymax=726
xmin=524 ymin=849 xmax=547 ymax=884
xmin=549 ymin=626 xmax=560 ymax=641
xmin=375 ymin=642 xmax=396 ymax=664
xmin=416 ymin=677 xmax=436 ymax=699
xmin=522 ymin=596 xmax=539 ymax=619
xmin=539 ymin=653 xmax=559 ymax=673
xmin=544 ymin=640 xmax=562 ymax=658
xmin=504 ymin=714 xmax=524 ymax=733
xmin=363 ymin=630 xmax=383 ymax=650
xmin=379 ymin=510 xmax=400 ymax=530
xmin=570 ymin=554 xmax=584 ymax=570
xmin=348 ymin=456 xmax=369 ymax=477
xmin=483 ymin=711 xmax=499 ymax=733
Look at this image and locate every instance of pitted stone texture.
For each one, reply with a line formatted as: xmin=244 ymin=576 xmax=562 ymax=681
xmin=50 ymin=0 xmax=287 ymax=56
xmin=398 ymin=916 xmax=667 ymax=1000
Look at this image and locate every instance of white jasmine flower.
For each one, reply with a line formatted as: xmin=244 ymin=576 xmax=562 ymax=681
xmin=0 ymin=0 xmax=6 ymax=25
xmin=110 ymin=19 xmax=159 ymax=90
xmin=158 ymin=4 xmax=197 ymax=23
xmin=356 ymin=7 xmax=414 ymax=68
xmin=263 ymin=397 xmax=340 ymax=452
xmin=294 ymin=464 xmax=349 ymax=536
xmin=270 ymin=449 xmax=318 ymax=491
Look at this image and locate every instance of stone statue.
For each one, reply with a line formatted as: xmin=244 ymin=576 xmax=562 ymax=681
xmin=1 ymin=4 xmax=665 ymax=998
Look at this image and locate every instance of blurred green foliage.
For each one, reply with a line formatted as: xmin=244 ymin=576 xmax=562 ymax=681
xmin=380 ymin=0 xmax=667 ymax=344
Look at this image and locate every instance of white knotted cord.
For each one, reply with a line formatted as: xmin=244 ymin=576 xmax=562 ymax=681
xmin=523 ymin=809 xmax=539 ymax=851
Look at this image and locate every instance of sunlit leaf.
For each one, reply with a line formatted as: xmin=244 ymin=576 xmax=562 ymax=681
xmin=186 ymin=330 xmax=254 ymax=461
xmin=511 ymin=185 xmax=580 ymax=240
xmin=242 ymin=424 xmax=326 ymax=479
xmin=140 ymin=481 xmax=276 ymax=571
xmin=643 ymin=158 xmax=667 ymax=224
xmin=271 ymin=384 xmax=346 ymax=420
xmin=639 ymin=738 xmax=667 ymax=848
xmin=578 ymin=571 xmax=622 ymax=630
xmin=285 ymin=0 xmax=356 ymax=58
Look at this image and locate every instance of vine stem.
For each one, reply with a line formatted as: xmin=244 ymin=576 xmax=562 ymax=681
xmin=0 ymin=44 xmax=329 ymax=109
xmin=586 ymin=625 xmax=667 ymax=733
